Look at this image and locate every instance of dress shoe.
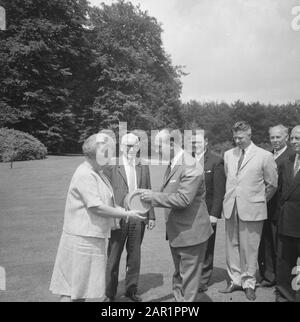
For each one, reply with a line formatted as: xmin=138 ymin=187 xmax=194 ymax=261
xmin=125 ymin=292 xmax=142 ymax=302
xmin=103 ymin=296 xmax=115 ymax=302
xmin=198 ymin=284 xmax=208 ymax=293
xmin=219 ymin=283 xmax=243 ymax=294
xmin=244 ymin=288 xmax=256 ymax=301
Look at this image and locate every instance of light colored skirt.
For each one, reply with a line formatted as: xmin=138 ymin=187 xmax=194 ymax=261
xmin=50 ymin=231 xmax=106 ymax=300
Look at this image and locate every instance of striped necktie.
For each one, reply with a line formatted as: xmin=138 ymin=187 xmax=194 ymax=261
xmin=237 ymin=149 xmax=245 ymax=174
xmin=164 ymin=162 xmax=172 ymax=182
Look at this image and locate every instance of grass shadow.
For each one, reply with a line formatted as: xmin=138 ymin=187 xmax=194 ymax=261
xmin=208 ymin=267 xmax=229 ymax=286
xmin=148 ymin=293 xmax=174 ymax=302
xmin=117 ymin=273 xmax=164 ymax=297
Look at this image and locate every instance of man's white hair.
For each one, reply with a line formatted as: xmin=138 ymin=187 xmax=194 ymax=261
xmin=269 ymin=124 xmax=289 ymax=137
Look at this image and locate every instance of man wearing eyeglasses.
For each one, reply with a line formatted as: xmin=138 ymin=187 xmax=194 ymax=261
xmin=103 ymin=133 xmax=156 ymax=302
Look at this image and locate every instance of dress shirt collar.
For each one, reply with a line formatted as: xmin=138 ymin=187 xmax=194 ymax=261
xmin=194 ymin=150 xmax=206 ymax=163
xmin=274 ymin=145 xmax=287 ymax=160
xmin=239 ymin=141 xmax=253 ymax=156
xmin=122 ymin=154 xmax=136 ymax=167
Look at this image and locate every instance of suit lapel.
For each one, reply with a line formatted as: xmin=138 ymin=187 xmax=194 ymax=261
xmin=163 ymin=151 xmax=184 ymax=187
xmin=283 ymin=154 xmax=300 ymax=200
xmin=135 ymin=163 xmax=142 ymax=188
xmin=286 ymin=156 xmax=295 ymax=186
xmin=239 ymin=145 xmax=256 ymax=171
xmin=118 ymin=165 xmax=128 ymax=187
xmin=293 ymin=170 xmax=300 ymax=184
xmin=119 ymin=160 xmax=141 ymax=189
xmin=232 ymin=147 xmax=241 ymax=173
xmin=204 ymin=150 xmax=209 ymax=163
xmin=163 ymin=164 xmax=179 ymax=187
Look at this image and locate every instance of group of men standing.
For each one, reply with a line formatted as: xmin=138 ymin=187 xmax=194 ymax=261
xmin=102 ymin=121 xmax=300 ymax=302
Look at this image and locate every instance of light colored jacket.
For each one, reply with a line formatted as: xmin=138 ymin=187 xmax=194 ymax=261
xmin=63 ymin=161 xmax=115 ymax=238
xmin=223 ymin=143 xmax=278 ymax=221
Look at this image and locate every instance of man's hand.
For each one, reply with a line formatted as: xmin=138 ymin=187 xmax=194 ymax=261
xmin=146 ymin=219 xmax=156 ymax=230
xmin=210 ymin=216 xmax=218 ymax=225
xmin=140 ymin=190 xmax=154 ymax=203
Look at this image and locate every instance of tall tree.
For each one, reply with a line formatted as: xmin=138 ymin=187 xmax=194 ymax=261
xmin=80 ymin=0 xmax=183 ymax=140
xmin=0 ymin=0 xmax=92 ymax=152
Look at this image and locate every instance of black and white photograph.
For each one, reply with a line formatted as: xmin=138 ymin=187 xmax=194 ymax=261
xmin=1 ymin=0 xmax=300 ymax=305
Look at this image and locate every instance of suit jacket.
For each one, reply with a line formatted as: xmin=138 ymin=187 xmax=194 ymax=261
xmin=151 ymin=151 xmax=213 ymax=248
xmin=223 ymin=143 xmax=278 ymax=221
xmin=278 ymin=153 xmax=300 ymax=238
xmin=103 ymin=159 xmax=155 ymax=221
xmin=199 ymin=149 xmax=226 ymax=219
xmin=268 ymin=147 xmax=294 ymax=222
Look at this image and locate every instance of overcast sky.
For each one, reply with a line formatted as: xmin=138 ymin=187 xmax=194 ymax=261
xmin=89 ymin=0 xmax=300 ymax=104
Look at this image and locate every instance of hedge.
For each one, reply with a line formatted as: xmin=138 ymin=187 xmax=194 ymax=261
xmin=0 ymin=128 xmax=48 ymax=162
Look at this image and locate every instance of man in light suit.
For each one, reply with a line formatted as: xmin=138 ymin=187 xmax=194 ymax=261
xmin=220 ymin=121 xmax=278 ymax=301
xmin=103 ymin=133 xmax=156 ymax=302
xmin=141 ymin=129 xmax=213 ymax=302
xmin=258 ymin=125 xmax=294 ymax=287
xmin=275 ymin=125 xmax=300 ymax=302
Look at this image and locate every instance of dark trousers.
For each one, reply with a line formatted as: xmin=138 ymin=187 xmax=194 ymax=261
xmin=199 ymin=224 xmax=217 ymax=287
xmin=276 ymin=234 xmax=300 ymax=302
xmin=258 ymin=219 xmax=278 ymax=284
xmin=105 ymin=219 xmax=145 ymax=298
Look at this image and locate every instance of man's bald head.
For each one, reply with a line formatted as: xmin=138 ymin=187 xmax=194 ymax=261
xmin=292 ymin=125 xmax=300 ymax=133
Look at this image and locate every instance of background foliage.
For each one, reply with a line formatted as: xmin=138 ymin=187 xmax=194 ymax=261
xmin=1 ymin=0 xmax=299 ymax=156
xmin=0 ymin=127 xmax=47 ymax=163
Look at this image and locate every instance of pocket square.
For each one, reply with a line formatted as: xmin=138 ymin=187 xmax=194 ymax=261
xmin=170 ymin=179 xmax=176 ymax=183
xmin=205 ymin=170 xmax=212 ymax=173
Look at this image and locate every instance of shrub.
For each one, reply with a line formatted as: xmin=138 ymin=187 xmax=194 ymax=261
xmin=0 ymin=128 xmax=47 ymax=162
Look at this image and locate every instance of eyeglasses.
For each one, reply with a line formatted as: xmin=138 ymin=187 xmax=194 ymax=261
xmin=124 ymin=144 xmax=139 ymax=151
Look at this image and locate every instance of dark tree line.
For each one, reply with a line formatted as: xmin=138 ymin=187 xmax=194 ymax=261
xmin=1 ymin=0 xmax=299 ymax=154
xmin=180 ymin=100 xmax=300 ymax=150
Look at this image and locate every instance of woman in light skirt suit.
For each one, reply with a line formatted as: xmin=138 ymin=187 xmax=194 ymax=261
xmin=50 ymin=133 xmax=145 ymax=302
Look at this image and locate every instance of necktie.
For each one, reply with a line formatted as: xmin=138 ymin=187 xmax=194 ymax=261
xmin=164 ymin=163 xmax=172 ymax=182
xmin=237 ymin=149 xmax=245 ymax=174
xmin=127 ymin=162 xmax=136 ymax=192
xmin=294 ymin=156 xmax=300 ymax=178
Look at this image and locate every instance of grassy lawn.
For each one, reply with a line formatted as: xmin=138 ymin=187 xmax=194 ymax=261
xmin=0 ymin=156 xmax=274 ymax=302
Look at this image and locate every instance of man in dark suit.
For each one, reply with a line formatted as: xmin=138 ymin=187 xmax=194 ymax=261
xmin=141 ymin=129 xmax=213 ymax=302
xmin=191 ymin=131 xmax=226 ymax=292
xmin=275 ymin=125 xmax=300 ymax=302
xmin=103 ymin=133 xmax=155 ymax=302
xmin=258 ymin=125 xmax=294 ymax=287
